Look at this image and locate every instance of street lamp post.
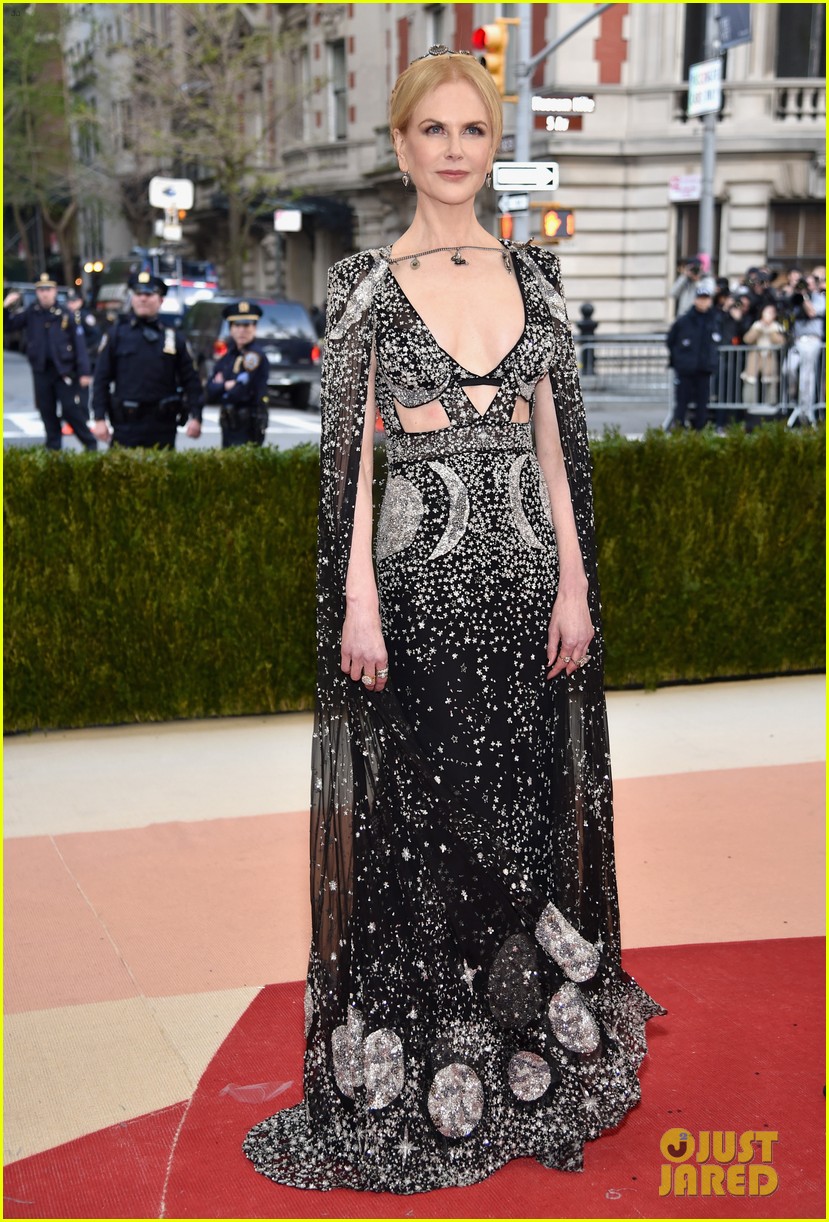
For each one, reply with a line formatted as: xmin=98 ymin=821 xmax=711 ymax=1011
xmin=697 ymin=4 xmax=721 ymax=275
xmin=510 ymin=4 xmax=616 ymax=245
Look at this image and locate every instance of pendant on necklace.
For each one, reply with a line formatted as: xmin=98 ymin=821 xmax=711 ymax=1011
xmin=503 ymin=252 xmax=513 ymax=274
xmin=409 ymin=256 xmax=420 ymax=269
xmin=451 ymin=249 xmax=468 ymax=266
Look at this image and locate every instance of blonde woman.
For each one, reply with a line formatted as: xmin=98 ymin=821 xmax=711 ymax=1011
xmin=245 ymin=47 xmax=663 ymax=1194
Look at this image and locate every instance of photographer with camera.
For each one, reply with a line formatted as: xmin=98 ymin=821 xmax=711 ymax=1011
xmin=671 ymin=257 xmax=705 ymax=318
xmin=782 ymin=271 xmax=825 ymax=416
xmin=740 ymin=266 xmax=777 ymax=329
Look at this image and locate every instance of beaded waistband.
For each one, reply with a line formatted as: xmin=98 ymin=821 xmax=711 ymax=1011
xmin=385 ymin=422 xmax=533 ymax=466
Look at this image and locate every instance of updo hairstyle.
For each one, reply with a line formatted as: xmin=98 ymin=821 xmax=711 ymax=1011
xmin=389 ymin=52 xmax=503 ymax=152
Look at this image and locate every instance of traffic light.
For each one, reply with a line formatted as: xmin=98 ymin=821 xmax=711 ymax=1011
xmin=499 ymin=214 xmax=514 ymax=241
xmin=541 ymin=207 xmax=576 ymax=240
xmin=472 ymin=21 xmax=508 ymax=97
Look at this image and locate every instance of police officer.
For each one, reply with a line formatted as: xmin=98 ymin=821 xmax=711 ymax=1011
xmin=65 ymin=289 xmax=102 ymax=416
xmin=91 ymin=271 xmax=203 ymax=449
xmin=205 ymin=301 xmax=271 ymax=447
xmin=3 ymin=272 xmax=97 ymax=451
xmin=667 ymin=283 xmax=720 ymax=429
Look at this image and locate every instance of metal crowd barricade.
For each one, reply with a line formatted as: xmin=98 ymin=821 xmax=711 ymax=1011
xmin=575 ymin=333 xmax=672 ymax=404
xmin=575 ymin=334 xmax=826 ymax=428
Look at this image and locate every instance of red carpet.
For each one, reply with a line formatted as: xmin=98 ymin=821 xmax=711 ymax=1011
xmin=4 ymin=939 xmax=824 ymax=1219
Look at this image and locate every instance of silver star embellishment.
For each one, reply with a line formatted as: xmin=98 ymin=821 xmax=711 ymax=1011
xmin=461 ymin=960 xmax=480 ymax=992
xmin=398 ymin=1125 xmax=415 ymax=1165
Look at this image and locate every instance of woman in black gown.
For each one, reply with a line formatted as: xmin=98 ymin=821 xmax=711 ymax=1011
xmin=244 ymin=47 xmax=664 ymax=1194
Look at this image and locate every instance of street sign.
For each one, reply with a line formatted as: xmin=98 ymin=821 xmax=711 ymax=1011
xmin=687 ymin=58 xmax=723 ymax=117
xmin=668 ymin=174 xmax=702 ymax=202
xmin=154 ymin=220 xmax=182 ymax=241
xmin=497 ymin=192 xmax=530 ymax=215
xmin=493 ymin=161 xmax=559 ymax=192
xmin=719 ymin=4 xmax=752 ymax=49
xmin=531 ymin=94 xmax=595 ymax=115
xmin=149 ymin=176 xmax=194 ymax=211
xmin=274 ymin=209 xmax=302 ymax=232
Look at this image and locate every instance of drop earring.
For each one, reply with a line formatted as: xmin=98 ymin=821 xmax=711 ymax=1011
xmin=485 ymin=170 xmax=492 ymax=189
xmin=402 ymin=171 xmax=410 ymax=188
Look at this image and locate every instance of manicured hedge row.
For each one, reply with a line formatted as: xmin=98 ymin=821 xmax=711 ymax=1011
xmin=4 ymin=425 xmax=824 ymax=732
xmin=591 ymin=425 xmax=825 ymax=688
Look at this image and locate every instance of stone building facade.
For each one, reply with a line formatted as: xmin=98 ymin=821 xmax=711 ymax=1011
xmin=63 ymin=3 xmax=825 ymax=332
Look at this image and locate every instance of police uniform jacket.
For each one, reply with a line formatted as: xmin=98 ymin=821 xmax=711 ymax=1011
xmin=92 ymin=311 xmax=204 ymax=421
xmin=205 ymin=341 xmax=270 ymax=413
xmin=71 ymin=307 xmax=102 ymax=366
xmin=667 ymin=306 xmax=720 ymax=376
xmin=4 ymin=302 xmax=90 ymax=378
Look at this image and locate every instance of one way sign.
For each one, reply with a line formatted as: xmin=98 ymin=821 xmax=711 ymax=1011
xmin=492 ymin=161 xmax=559 ymax=192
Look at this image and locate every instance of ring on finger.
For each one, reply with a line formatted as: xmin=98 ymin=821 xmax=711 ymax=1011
xmin=361 ymin=674 xmax=376 ymax=686
xmin=376 ymin=667 xmax=389 ymax=678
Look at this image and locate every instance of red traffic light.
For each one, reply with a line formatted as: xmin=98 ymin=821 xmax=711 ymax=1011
xmin=472 ymin=22 xmax=508 ymax=95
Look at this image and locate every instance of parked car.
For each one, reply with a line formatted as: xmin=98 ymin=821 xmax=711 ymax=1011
xmin=182 ymin=295 xmax=321 ymax=408
xmin=3 ymin=282 xmax=72 ymax=353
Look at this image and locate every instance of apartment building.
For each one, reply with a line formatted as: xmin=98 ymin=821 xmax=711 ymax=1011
xmin=63 ymin=4 xmax=825 ymax=330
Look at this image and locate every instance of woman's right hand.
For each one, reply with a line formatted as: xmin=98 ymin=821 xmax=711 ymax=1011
xmin=341 ymin=605 xmax=389 ymax=692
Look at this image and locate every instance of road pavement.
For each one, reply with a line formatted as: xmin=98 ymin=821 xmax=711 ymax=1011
xmin=2 ymin=350 xmax=322 ymax=452
xmin=3 ymin=349 xmax=670 ymax=449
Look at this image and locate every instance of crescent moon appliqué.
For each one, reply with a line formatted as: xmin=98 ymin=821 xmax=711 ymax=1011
xmin=427 ymin=461 xmax=470 ymax=560
xmin=375 ymin=476 xmax=425 ymax=562
xmin=509 ymin=453 xmax=545 ymax=549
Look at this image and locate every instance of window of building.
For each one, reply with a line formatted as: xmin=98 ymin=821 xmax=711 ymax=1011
xmin=110 ymin=99 xmax=133 ymax=152
xmin=425 ymin=4 xmax=446 ymax=48
xmin=682 ymin=4 xmax=728 ymax=79
xmin=776 ymin=4 xmax=824 ymax=77
xmin=328 ymin=39 xmax=347 ymax=141
xmin=768 ymin=202 xmax=826 ymax=265
xmin=287 ymin=47 xmax=309 ymax=146
xmin=675 ymin=202 xmax=722 ymax=276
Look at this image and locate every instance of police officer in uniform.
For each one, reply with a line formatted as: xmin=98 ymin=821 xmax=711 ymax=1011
xmin=66 ymin=289 xmax=102 ymax=417
xmin=91 ymin=271 xmax=203 ymax=449
xmin=3 ymin=272 xmax=97 ymax=451
xmin=205 ymin=301 xmax=271 ymax=447
xmin=667 ymin=283 xmax=720 ymax=429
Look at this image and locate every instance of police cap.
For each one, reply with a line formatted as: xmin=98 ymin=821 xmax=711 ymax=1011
xmin=35 ymin=272 xmax=58 ymax=289
xmin=128 ymin=270 xmax=167 ymax=296
xmin=223 ymin=300 xmax=263 ymax=324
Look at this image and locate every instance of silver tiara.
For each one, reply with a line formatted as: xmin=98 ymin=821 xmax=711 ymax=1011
xmin=410 ymin=44 xmax=475 ymax=65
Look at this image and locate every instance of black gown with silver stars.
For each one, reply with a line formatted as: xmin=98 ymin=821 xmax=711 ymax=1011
xmin=243 ymin=241 xmax=665 ymax=1194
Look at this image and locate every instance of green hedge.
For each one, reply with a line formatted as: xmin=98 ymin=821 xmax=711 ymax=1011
xmin=592 ymin=425 xmax=825 ymax=688
xmin=4 ymin=425 xmax=824 ymax=732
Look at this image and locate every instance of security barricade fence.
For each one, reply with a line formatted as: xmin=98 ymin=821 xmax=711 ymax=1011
xmin=575 ymin=334 xmax=826 ymax=427
xmin=576 ymin=334 xmax=672 ymax=403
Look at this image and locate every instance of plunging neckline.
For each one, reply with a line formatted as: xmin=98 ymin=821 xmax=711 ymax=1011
xmin=386 ymin=248 xmax=529 ymax=380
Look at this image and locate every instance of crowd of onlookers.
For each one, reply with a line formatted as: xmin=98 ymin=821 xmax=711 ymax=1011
xmin=668 ymin=258 xmax=825 ymax=429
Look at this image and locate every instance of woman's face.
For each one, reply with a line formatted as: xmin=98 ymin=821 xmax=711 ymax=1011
xmin=230 ymin=321 xmax=256 ymax=348
xmin=394 ymin=78 xmax=494 ymax=205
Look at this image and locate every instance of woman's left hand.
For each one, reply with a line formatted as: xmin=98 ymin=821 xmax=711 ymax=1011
xmin=546 ymin=585 xmax=595 ymax=679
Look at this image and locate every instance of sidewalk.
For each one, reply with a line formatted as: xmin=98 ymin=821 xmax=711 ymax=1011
xmin=3 ymin=675 xmax=825 ymax=1211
